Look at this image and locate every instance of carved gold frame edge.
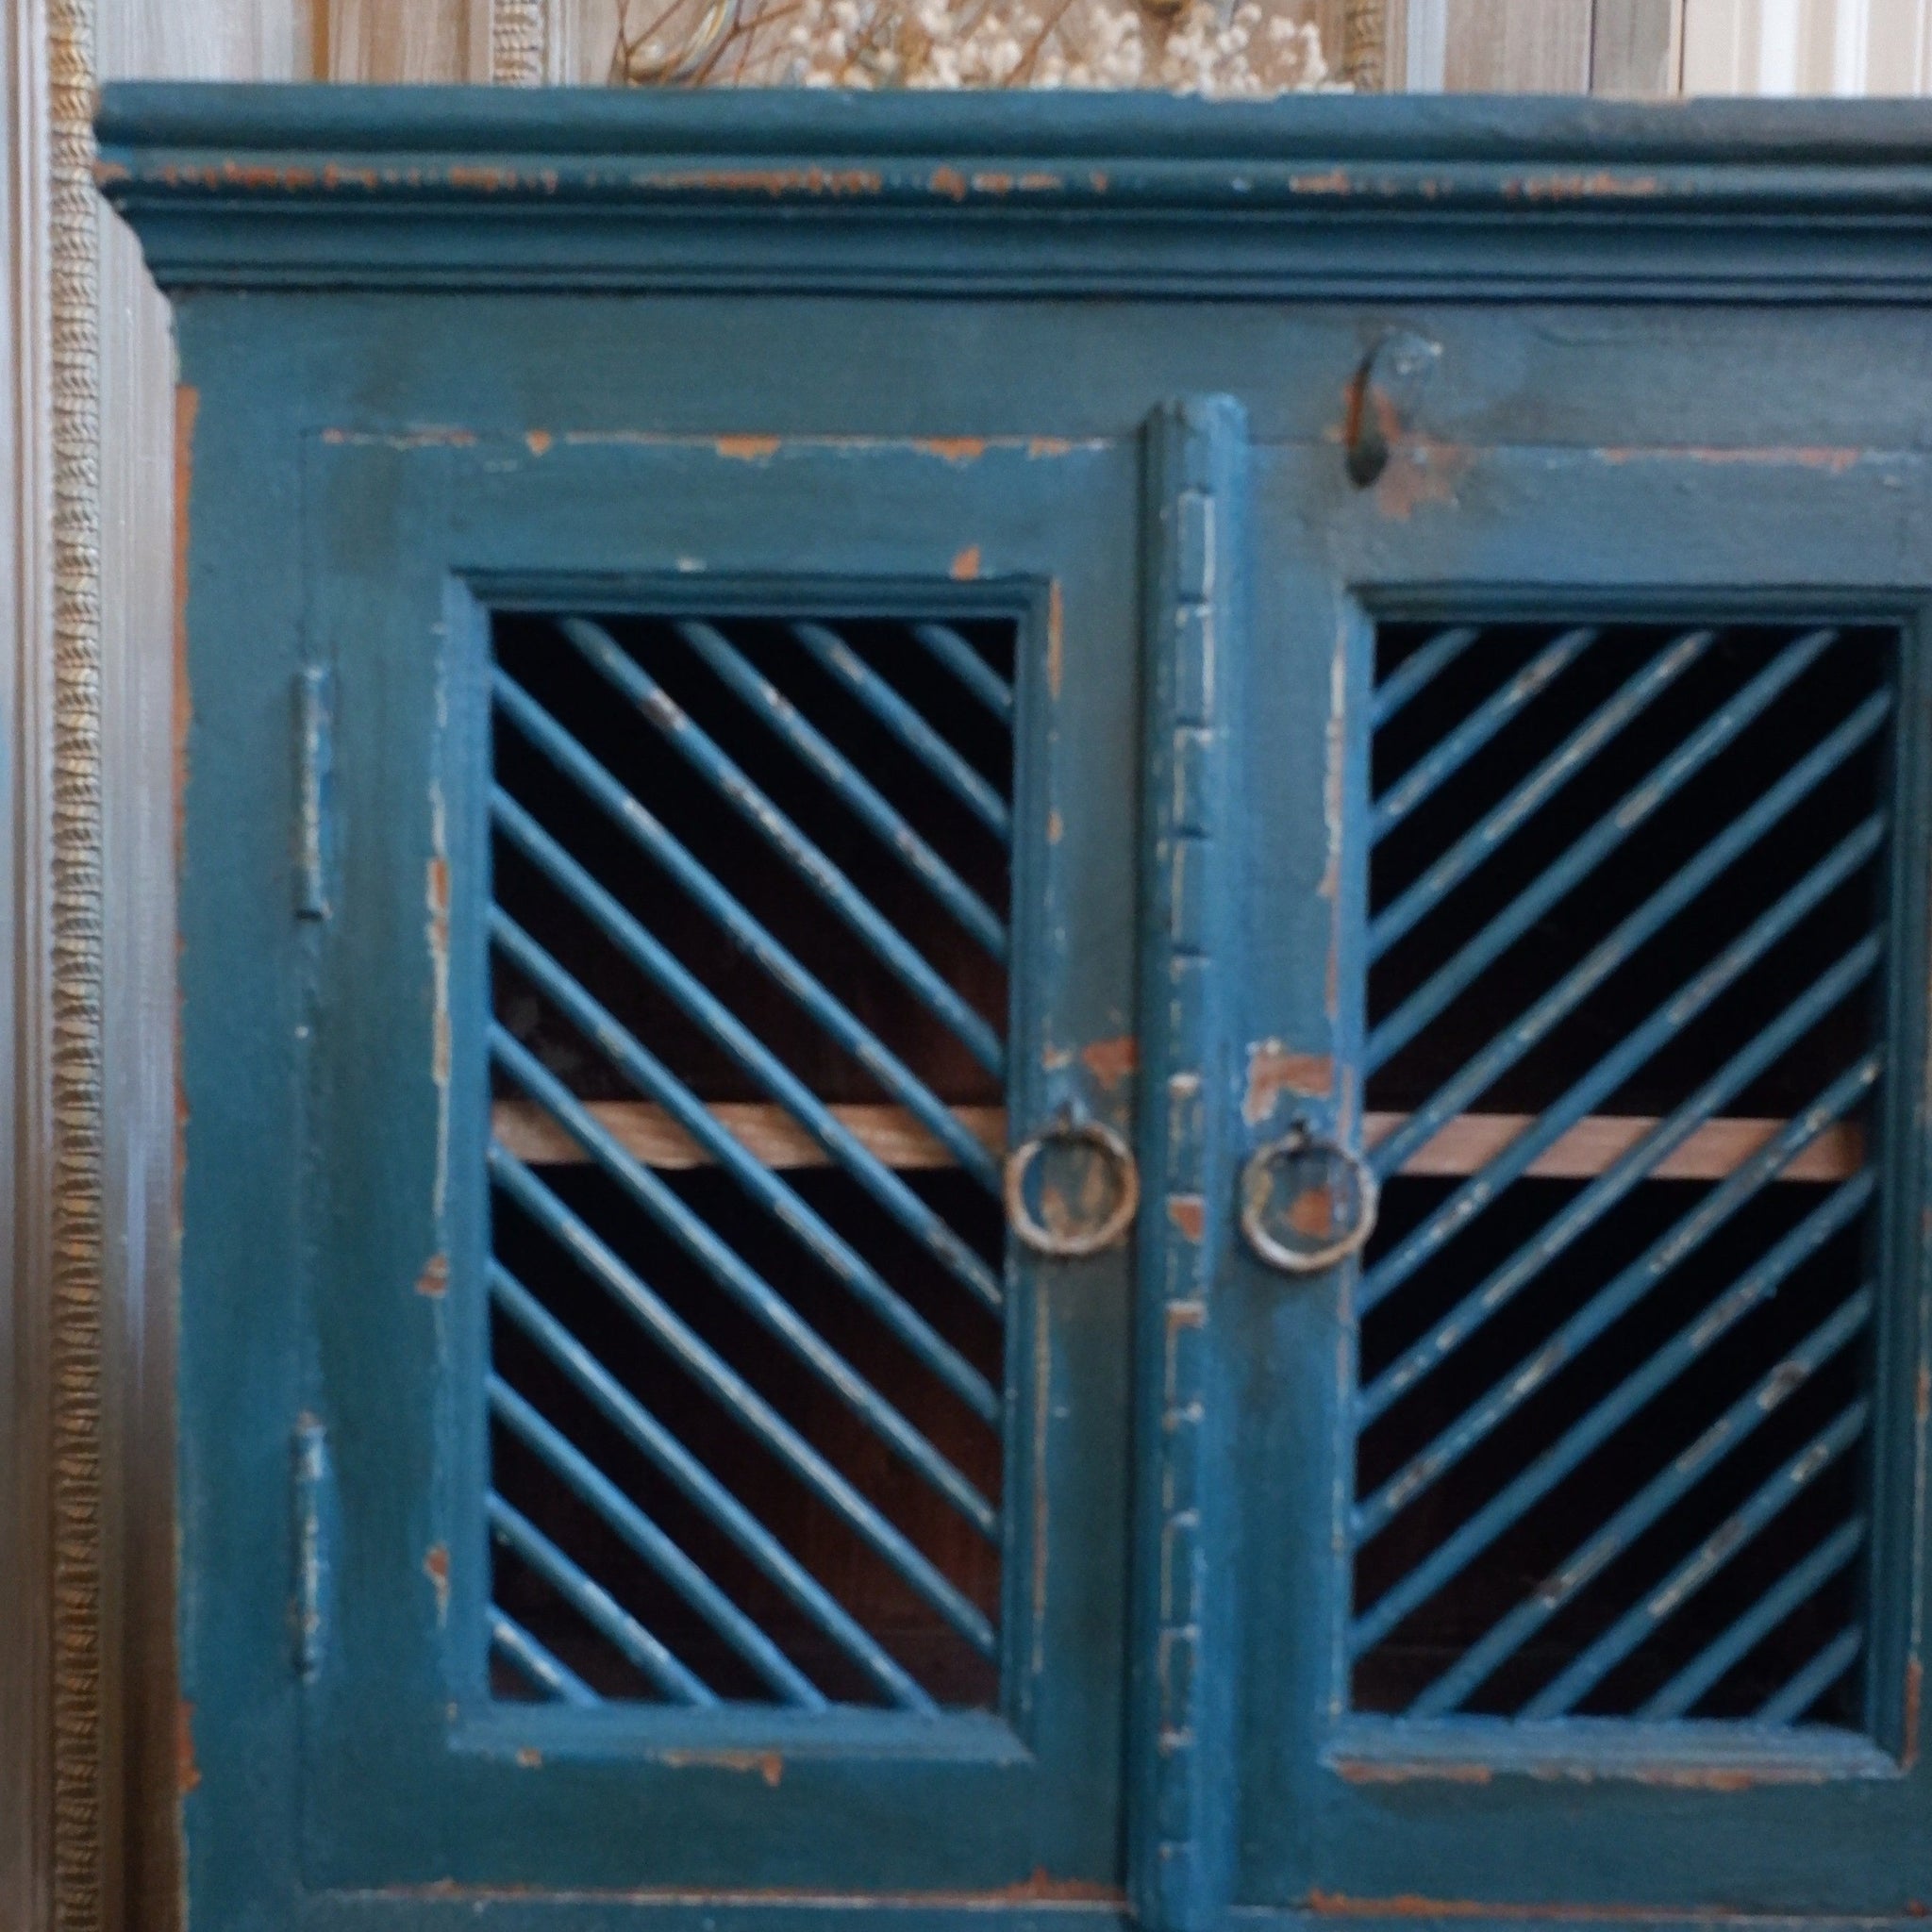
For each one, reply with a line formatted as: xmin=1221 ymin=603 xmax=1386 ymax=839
xmin=46 ymin=0 xmax=106 ymax=1926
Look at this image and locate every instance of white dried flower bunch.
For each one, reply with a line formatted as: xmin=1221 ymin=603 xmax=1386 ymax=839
xmin=612 ymin=0 xmax=1337 ymax=96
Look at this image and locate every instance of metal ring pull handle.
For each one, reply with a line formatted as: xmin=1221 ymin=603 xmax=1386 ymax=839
xmin=1241 ymin=1124 xmax=1380 ymax=1274
xmin=1004 ymin=1120 xmax=1141 ymax=1257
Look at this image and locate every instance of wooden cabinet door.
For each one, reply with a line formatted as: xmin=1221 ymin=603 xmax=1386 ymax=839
xmin=1221 ymin=426 xmax=1932 ymax=1916
xmin=220 ymin=428 xmax=1147 ymax=1895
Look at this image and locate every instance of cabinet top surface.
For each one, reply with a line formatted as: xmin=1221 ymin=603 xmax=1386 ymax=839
xmin=95 ymin=82 xmax=1932 ymax=300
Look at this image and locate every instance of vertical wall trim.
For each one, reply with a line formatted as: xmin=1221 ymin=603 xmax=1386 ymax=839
xmin=492 ymin=0 xmax=545 ymax=81
xmin=1403 ymin=0 xmax=1450 ymax=88
xmin=45 ymin=0 xmax=105 ymax=1925
xmin=1343 ymin=0 xmax=1389 ymax=86
xmin=2 ymin=0 xmax=55 ymax=1926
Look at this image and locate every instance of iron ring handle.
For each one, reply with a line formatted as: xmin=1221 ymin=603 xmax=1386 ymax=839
xmin=1241 ymin=1125 xmax=1380 ymax=1274
xmin=1004 ymin=1120 xmax=1141 ymax=1258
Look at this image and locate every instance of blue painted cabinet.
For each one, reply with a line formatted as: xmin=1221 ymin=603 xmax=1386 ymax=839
xmin=101 ymin=86 xmax=1932 ymax=1932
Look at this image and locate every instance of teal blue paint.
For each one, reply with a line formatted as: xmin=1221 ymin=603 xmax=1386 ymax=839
xmin=100 ymin=84 xmax=1932 ymax=1932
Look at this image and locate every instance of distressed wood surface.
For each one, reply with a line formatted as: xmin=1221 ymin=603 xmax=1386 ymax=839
xmin=493 ymin=1098 xmax=1864 ymax=1180
xmin=1441 ymin=0 xmax=1592 ymax=90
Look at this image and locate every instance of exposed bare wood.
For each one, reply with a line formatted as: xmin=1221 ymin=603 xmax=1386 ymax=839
xmin=1441 ymin=0 xmax=1591 ymax=90
xmin=495 ymin=1100 xmax=1862 ymax=1182
xmin=494 ymin=1099 xmax=1009 ymax=1169
xmin=1364 ymin=1110 xmax=1864 ymax=1183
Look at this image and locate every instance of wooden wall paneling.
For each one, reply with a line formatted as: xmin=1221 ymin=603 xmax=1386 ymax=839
xmin=1592 ymin=0 xmax=1683 ymax=90
xmin=320 ymin=0 xmax=491 ymax=81
xmin=1681 ymin=0 xmax=1931 ymax=92
xmin=1440 ymin=0 xmax=1592 ymax=90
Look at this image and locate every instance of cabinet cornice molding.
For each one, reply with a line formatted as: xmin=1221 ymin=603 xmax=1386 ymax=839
xmin=95 ymin=84 xmax=1932 ymax=301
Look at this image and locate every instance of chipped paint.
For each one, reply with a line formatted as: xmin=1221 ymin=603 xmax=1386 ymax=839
xmin=1291 ymin=168 xmax=1352 ymax=195
xmin=426 ymin=798 xmax=452 ymax=1221
xmin=1080 ymin=1034 xmax=1137 ymax=1089
xmin=351 ymin=1877 xmax=1123 ymax=1907
xmin=914 ymin=437 xmax=987 ymax=464
xmin=1244 ymin=1041 xmax=1334 ymax=1125
xmin=423 ymin=1543 xmax=451 ymax=1624
xmin=1907 ymin=1654 xmax=1924 ymax=1769
xmin=1336 ymin=1758 xmax=1491 ymax=1784
xmin=654 ymin=167 xmax=882 ymax=198
xmin=1596 ymin=444 xmax=1863 ymax=474
xmin=523 ymin=429 xmax=552 ymax=456
xmin=661 ymin=1749 xmax=784 ymax=1788
xmin=320 ymin=425 xmax=477 ymax=448
xmin=515 ymin=1747 xmax=542 ymax=1769
xmin=1516 ymin=171 xmax=1662 ymax=202
xmin=1032 ymin=1280 xmax=1051 ymax=1678
xmin=176 ymin=1700 xmax=200 ymax=1796
xmin=949 ymin=543 xmax=981 ymax=580
xmin=714 ymin=434 xmax=781 ymax=462
xmin=415 ymin=1253 xmax=449 ymax=1299
xmin=1168 ymin=1195 xmax=1206 ymax=1242
xmin=1046 ymin=580 xmax=1064 ymax=699
xmin=1374 ymin=432 xmax=1471 ymax=520
xmin=930 ymin=165 xmax=968 ymax=202
xmin=1047 ymin=808 xmax=1064 ymax=844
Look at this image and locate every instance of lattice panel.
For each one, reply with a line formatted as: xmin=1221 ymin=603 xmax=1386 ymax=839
xmin=1353 ymin=620 xmax=1894 ymax=1727
xmin=483 ymin=610 xmax=1013 ymax=1709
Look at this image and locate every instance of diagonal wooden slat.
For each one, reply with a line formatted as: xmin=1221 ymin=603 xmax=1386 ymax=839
xmin=1362 ymin=815 xmax=1885 ymax=1307
xmin=790 ymin=621 xmax=1011 ymax=841
xmin=491 ymin=1377 xmax=828 ymax=1708
xmin=1523 ymin=1400 xmax=1872 ymax=1718
xmin=492 ymin=1026 xmax=999 ymax=1538
xmin=1370 ymin=624 xmax=1481 ymax=730
xmin=489 ymin=1493 xmax=716 ymax=1706
xmin=490 ymin=1607 xmax=600 ymax=1707
xmin=1353 ymin=1055 xmax=1878 ymax=1575
xmin=1371 ymin=626 xmax=1599 ymax=841
xmin=1368 ymin=625 xmax=1849 ymax=1073
xmin=491 ymin=1147 xmax=999 ymax=1659
xmin=1358 ymin=939 xmax=1882 ymax=1418
xmin=494 ymin=669 xmax=1002 ymax=1188
xmin=492 ymin=908 xmax=998 ymax=1419
xmin=1370 ymin=627 xmax=1715 ymax=960
xmin=559 ymin=617 xmax=1004 ymax=1076
xmin=1641 ymin=1518 xmax=1867 ymax=1721
xmin=1402 ymin=1307 xmax=1871 ymax=1714
xmin=675 ymin=620 xmax=1008 ymax=959
xmin=492 ymin=790 xmax=1002 ymax=1311
xmin=491 ymin=1264 xmax=937 ymax=1713
xmin=1368 ymin=694 xmax=1890 ymax=1163
xmin=910 ymin=622 xmax=1014 ymax=721
xmin=1757 ymin=1627 xmax=1865 ymax=1724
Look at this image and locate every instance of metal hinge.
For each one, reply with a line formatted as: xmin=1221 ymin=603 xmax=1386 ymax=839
xmin=294 ymin=666 xmax=334 ymax=919
xmin=292 ymin=1415 xmax=331 ymax=1677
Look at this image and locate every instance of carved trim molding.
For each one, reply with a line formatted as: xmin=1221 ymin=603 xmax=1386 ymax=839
xmin=492 ymin=0 xmax=546 ymax=83
xmin=46 ymin=0 xmax=105 ymax=1925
